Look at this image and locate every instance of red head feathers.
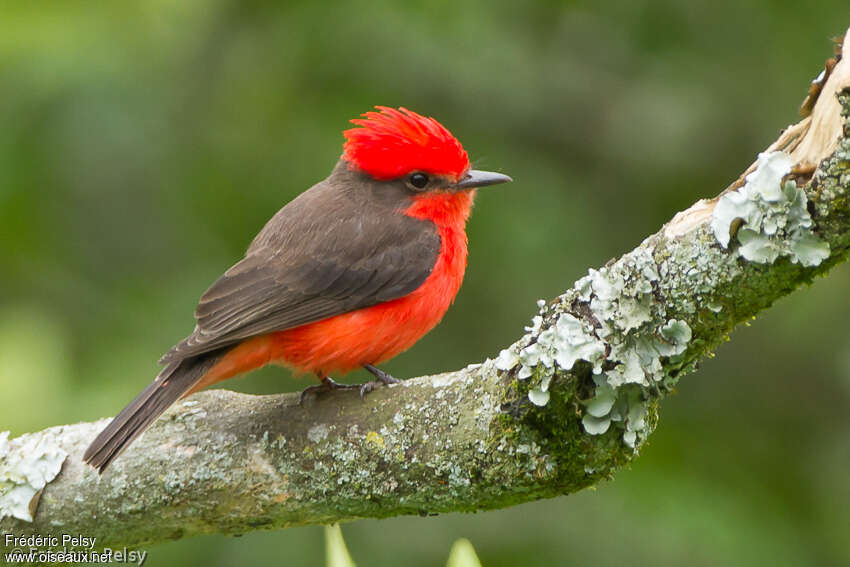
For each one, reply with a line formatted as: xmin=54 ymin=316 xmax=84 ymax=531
xmin=343 ymin=106 xmax=470 ymax=182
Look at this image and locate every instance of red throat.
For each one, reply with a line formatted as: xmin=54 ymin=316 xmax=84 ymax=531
xmin=405 ymin=189 xmax=475 ymax=228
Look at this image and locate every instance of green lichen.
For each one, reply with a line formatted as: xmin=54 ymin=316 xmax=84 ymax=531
xmin=711 ymin=151 xmax=830 ymax=266
xmin=491 ymin=146 xmax=843 ymax=457
xmin=495 ymin=244 xmax=694 ymax=450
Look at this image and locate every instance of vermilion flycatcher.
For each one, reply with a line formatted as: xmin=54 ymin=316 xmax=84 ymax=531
xmin=84 ymin=106 xmax=511 ymax=472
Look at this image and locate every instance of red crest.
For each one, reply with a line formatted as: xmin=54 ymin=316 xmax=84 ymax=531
xmin=343 ymin=106 xmax=470 ymax=181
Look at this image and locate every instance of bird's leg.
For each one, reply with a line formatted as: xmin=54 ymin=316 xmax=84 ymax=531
xmin=359 ymin=364 xmax=401 ymax=398
xmin=298 ymin=375 xmax=360 ymax=405
xmin=364 ymin=364 xmax=400 ymax=384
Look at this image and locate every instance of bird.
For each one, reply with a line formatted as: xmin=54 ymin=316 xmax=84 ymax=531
xmin=83 ymin=106 xmax=512 ymax=472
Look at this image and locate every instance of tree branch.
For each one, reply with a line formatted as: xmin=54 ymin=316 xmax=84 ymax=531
xmin=3 ymin=27 xmax=850 ymax=551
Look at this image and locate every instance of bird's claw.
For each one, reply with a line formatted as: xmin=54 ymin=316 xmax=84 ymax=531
xmin=299 ymin=367 xmax=402 ymax=404
xmin=298 ymin=376 xmax=360 ymax=405
xmin=359 ymin=381 xmax=377 ymax=398
xmin=359 ymin=365 xmax=401 ymax=399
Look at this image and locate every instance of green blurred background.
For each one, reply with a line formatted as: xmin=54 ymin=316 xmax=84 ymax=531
xmin=2 ymin=1 xmax=849 ymax=565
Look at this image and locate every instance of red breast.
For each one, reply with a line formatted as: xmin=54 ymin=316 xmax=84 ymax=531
xmin=186 ymin=107 xmax=509 ymax=390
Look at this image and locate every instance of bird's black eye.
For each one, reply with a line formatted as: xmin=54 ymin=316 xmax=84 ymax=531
xmin=409 ymin=172 xmax=429 ymax=189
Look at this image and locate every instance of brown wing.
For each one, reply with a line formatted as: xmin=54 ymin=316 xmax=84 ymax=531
xmin=160 ymin=165 xmax=440 ymax=365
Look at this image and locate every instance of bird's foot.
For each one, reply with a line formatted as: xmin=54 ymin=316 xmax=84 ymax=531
xmin=360 ymin=364 xmax=401 ymax=398
xmin=299 ymin=376 xmax=361 ymax=405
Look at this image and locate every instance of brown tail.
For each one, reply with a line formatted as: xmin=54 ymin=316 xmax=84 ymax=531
xmin=83 ymin=351 xmax=224 ymax=473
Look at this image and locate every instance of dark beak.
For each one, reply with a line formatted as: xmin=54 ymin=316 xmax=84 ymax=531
xmin=454 ymin=169 xmax=513 ymax=189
